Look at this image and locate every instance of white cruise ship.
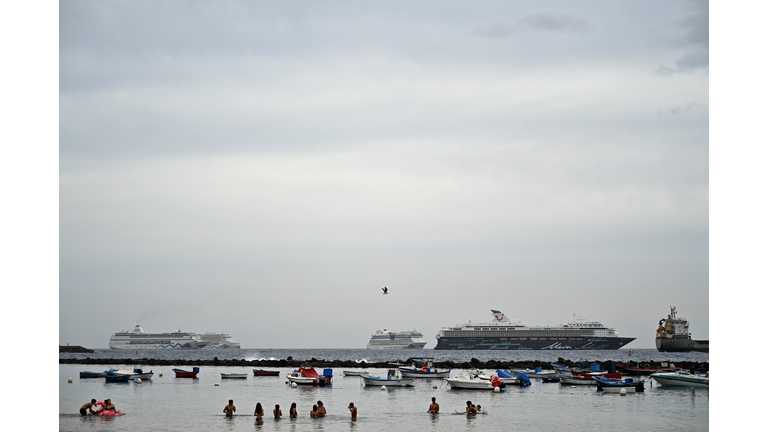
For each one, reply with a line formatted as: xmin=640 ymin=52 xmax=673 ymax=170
xmin=196 ymin=332 xmax=241 ymax=349
xmin=109 ymin=325 xmax=202 ymax=349
xmin=367 ymin=329 xmax=427 ymax=349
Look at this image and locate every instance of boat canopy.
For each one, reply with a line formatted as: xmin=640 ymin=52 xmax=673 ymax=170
xmin=299 ymin=367 xmax=320 ymax=379
xmin=497 ymin=369 xmax=516 ymax=379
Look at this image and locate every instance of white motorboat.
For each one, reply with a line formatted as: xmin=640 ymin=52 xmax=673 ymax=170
xmin=220 ymin=373 xmax=248 ymax=379
xmin=342 ymin=370 xmax=369 ymax=376
xmin=650 ymin=371 xmax=709 ymax=388
xmin=361 ymin=369 xmax=415 ymax=387
xmin=445 ymin=371 xmax=504 ymax=390
xmin=509 ymin=368 xmax=558 ymax=379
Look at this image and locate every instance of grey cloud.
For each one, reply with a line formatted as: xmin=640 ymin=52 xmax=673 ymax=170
xmin=654 ymin=0 xmax=708 ymax=75
xmin=471 ymin=8 xmax=593 ymax=38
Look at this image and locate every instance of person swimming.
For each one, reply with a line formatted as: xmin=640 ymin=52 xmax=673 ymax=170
xmin=348 ymin=402 xmax=357 ymax=420
xmin=316 ymin=401 xmax=326 ymax=417
xmin=273 ymin=404 xmax=282 ymax=419
xmin=289 ymin=403 xmax=297 ymax=418
xmin=254 ymin=402 xmax=264 ymax=420
xmin=310 ymin=405 xmax=319 ymax=418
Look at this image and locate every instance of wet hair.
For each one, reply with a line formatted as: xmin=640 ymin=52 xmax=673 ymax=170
xmin=275 ymin=404 xmax=280 ymax=409
xmin=317 ymin=401 xmax=323 ymax=405
xmin=256 ymin=403 xmax=262 ymax=412
xmin=290 ymin=403 xmax=297 ymax=410
xmin=349 ymin=402 xmax=354 ymax=407
xmin=229 ymin=400 xmax=233 ymax=404
xmin=431 ymin=397 xmax=436 ymax=401
xmin=91 ymin=399 xmax=97 ymax=403
xmin=312 ymin=405 xmax=318 ymax=411
xmin=466 ymin=401 xmax=472 ymax=406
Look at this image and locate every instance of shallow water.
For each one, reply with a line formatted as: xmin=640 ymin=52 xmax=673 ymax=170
xmin=59 ymin=356 xmax=708 ymax=431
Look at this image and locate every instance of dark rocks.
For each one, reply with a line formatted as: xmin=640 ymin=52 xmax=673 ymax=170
xmin=57 ymin=357 xmax=708 ymax=372
xmin=59 ymin=345 xmax=94 ymax=353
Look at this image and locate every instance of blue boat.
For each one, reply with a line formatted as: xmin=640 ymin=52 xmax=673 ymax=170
xmin=103 ymin=371 xmax=132 ymax=382
xmin=593 ymin=376 xmax=645 ymax=392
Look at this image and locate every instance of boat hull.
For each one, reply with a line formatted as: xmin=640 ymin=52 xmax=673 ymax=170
xmin=434 ymin=336 xmax=635 ymax=350
xmin=655 ymin=338 xmax=709 ymax=353
xmin=560 ymin=376 xmax=595 ymax=386
xmin=221 ymin=373 xmax=247 ymax=379
xmin=80 ymin=371 xmax=104 ymax=378
xmin=342 ymin=370 xmax=368 ymax=376
xmin=650 ymin=373 xmax=709 ymax=388
xmin=253 ymin=370 xmax=280 ymax=376
xmin=360 ymin=375 xmax=415 ymax=387
xmin=399 ymin=369 xmax=451 ymax=378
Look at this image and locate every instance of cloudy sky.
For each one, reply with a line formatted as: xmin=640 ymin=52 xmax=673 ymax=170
xmin=55 ymin=0 xmax=711 ymax=349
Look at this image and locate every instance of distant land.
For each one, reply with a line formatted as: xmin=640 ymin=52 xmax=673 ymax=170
xmin=59 ymin=345 xmax=94 ymax=353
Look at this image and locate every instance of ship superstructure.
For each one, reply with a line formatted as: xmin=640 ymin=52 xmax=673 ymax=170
xmin=367 ymin=329 xmax=427 ymax=349
xmin=195 ymin=332 xmax=241 ymax=349
xmin=434 ymin=310 xmax=635 ymax=350
xmin=655 ymin=306 xmax=709 ymax=352
xmin=109 ymin=325 xmax=202 ymax=349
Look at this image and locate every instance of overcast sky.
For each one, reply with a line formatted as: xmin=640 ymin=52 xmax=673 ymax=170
xmin=56 ymin=0 xmax=711 ymax=349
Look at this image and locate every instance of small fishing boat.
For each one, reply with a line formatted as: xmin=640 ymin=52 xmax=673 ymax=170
xmin=593 ymin=376 xmax=645 ymax=392
xmin=173 ymin=367 xmax=200 ymax=378
xmin=360 ymin=369 xmax=415 ymax=387
xmin=509 ymin=367 xmax=558 ymax=379
xmin=616 ymin=364 xmax=683 ymax=375
xmin=253 ymin=369 xmax=280 ymax=376
xmin=650 ymin=371 xmax=709 ymax=388
xmin=541 ymin=376 xmax=561 ymax=383
xmin=398 ymin=357 xmax=451 ymax=378
xmin=79 ymin=371 xmax=105 ymax=379
xmin=559 ymin=375 xmax=595 ymax=386
xmin=220 ymin=373 xmax=248 ymax=379
xmin=445 ymin=371 xmax=505 ymax=390
xmin=342 ymin=370 xmax=369 ymax=376
xmin=109 ymin=368 xmax=154 ymax=380
xmin=478 ymin=369 xmax=519 ymax=385
xmin=286 ymin=366 xmax=333 ymax=385
xmin=103 ymin=371 xmax=132 ymax=383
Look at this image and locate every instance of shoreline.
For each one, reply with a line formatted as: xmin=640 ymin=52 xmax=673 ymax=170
xmin=59 ymin=357 xmax=708 ymax=374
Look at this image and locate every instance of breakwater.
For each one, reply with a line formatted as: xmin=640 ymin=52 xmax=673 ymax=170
xmin=59 ymin=356 xmax=707 ymax=374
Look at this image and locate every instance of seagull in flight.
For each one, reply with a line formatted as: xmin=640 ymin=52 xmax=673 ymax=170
xmin=382 ymin=287 xmax=388 ymax=295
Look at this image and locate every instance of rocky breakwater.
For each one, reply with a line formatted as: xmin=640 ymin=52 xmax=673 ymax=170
xmin=59 ymin=356 xmax=708 ymax=373
xmin=59 ymin=345 xmax=95 ymax=353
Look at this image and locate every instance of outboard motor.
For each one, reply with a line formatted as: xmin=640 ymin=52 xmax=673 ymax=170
xmin=517 ymin=373 xmax=532 ymax=387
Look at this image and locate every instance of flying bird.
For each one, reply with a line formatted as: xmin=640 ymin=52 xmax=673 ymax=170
xmin=382 ymin=287 xmax=388 ymax=295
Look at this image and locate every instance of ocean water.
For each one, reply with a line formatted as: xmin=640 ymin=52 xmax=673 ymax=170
xmin=59 ymin=349 xmax=709 ymax=431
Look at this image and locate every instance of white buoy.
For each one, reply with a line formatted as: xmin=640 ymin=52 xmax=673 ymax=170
xmin=494 ymin=386 xmax=501 ymax=393
xmin=381 ymin=385 xmax=387 ymax=391
xmin=68 ymin=377 xmax=73 ymax=383
xmin=292 ymin=382 xmax=298 ymax=388
xmin=135 ymin=378 xmax=142 ymax=384
xmin=620 ymin=388 xmax=626 ymax=396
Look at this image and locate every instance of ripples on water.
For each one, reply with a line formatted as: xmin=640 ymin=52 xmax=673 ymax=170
xmin=60 ymin=349 xmax=708 ymax=432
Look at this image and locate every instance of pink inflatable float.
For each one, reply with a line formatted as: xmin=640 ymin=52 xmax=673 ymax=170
xmin=94 ymin=400 xmax=122 ymax=416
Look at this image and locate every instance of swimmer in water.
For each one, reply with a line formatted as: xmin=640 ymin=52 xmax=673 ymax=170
xmin=223 ymin=400 xmax=236 ymax=417
xmin=289 ymin=403 xmax=297 ymax=418
xmin=348 ymin=402 xmax=357 ymax=420
xmin=254 ymin=402 xmax=264 ymax=420
xmin=273 ymin=404 xmax=282 ymax=419
xmin=316 ymin=401 xmax=326 ymax=417
xmin=80 ymin=399 xmax=97 ymax=416
xmin=310 ymin=405 xmax=319 ymax=418
xmin=428 ymin=397 xmax=439 ymax=413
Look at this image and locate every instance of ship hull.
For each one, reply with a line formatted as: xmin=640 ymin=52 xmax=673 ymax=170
xmin=434 ymin=336 xmax=635 ymax=350
xmin=655 ymin=338 xmax=709 ymax=353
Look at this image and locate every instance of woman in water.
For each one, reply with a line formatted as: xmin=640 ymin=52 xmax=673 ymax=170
xmin=289 ymin=403 xmax=298 ymax=418
xmin=254 ymin=402 xmax=264 ymax=420
xmin=310 ymin=405 xmax=319 ymax=418
xmin=273 ymin=404 xmax=282 ymax=419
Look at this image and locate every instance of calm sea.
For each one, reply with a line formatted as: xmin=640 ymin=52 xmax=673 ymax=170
xmin=60 ymin=349 xmax=709 ymax=431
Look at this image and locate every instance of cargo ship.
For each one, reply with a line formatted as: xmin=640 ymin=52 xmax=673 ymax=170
xmin=434 ymin=310 xmax=635 ymax=350
xmin=655 ymin=306 xmax=709 ymax=352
